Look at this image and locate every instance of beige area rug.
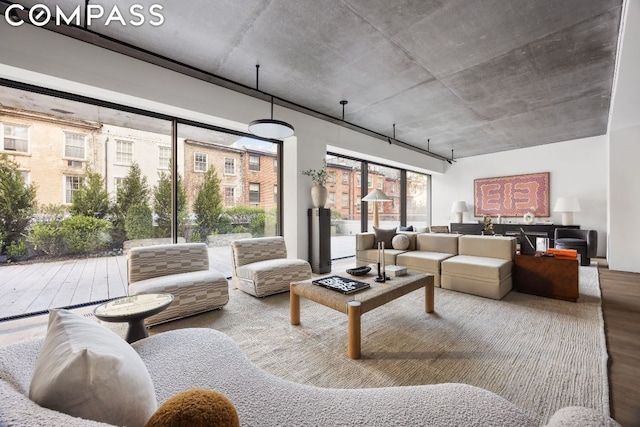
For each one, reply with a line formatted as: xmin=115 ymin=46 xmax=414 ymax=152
xmin=151 ymin=266 xmax=609 ymax=425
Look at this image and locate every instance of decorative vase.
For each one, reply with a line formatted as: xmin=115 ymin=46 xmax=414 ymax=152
xmin=311 ymin=184 xmax=328 ymax=208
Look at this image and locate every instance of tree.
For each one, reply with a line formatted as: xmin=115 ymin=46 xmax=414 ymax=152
xmin=153 ymin=171 xmax=186 ymax=235
xmin=125 ymin=204 xmax=153 ymax=240
xmin=193 ymin=166 xmax=223 ymax=239
xmin=115 ymin=163 xmax=149 ymax=219
xmin=0 ymin=154 xmax=37 ymax=250
xmin=112 ymin=163 xmax=149 ymax=245
xmin=70 ymin=165 xmax=110 ymax=218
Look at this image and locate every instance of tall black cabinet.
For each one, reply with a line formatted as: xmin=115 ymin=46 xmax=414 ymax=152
xmin=308 ymin=208 xmax=331 ymax=273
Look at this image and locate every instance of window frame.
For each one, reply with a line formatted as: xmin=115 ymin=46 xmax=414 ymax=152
xmin=115 ymin=139 xmax=134 ymax=165
xmin=63 ymin=132 xmax=86 ymax=160
xmin=249 ymin=155 xmax=260 ymax=171
xmin=1 ymin=123 xmax=30 ymax=153
xmin=224 ymin=186 xmax=235 ymax=207
xmin=224 ymin=157 xmax=236 ymax=175
xmin=249 ymin=182 xmax=260 ymax=204
xmin=158 ymin=145 xmax=170 ymax=170
xmin=64 ymin=175 xmax=83 ymax=204
xmin=194 ymin=152 xmax=208 ymax=172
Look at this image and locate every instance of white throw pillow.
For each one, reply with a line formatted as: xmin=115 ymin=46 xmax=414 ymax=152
xmin=29 ymin=309 xmax=157 ymax=427
xmin=392 ymin=234 xmax=410 ymax=250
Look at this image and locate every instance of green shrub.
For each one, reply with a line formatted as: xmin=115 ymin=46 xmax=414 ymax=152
xmin=6 ymin=239 xmax=27 ymax=261
xmin=125 ymin=204 xmax=153 ymax=240
xmin=190 ymin=230 xmax=202 ymax=243
xmin=60 ymin=215 xmax=112 ymax=254
xmin=27 ymin=223 xmax=65 ymax=257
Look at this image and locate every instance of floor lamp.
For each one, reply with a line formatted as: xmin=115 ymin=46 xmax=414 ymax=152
xmin=362 ymin=189 xmax=392 ymax=228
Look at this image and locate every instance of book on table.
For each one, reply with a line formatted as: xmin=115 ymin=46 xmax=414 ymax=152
xmin=312 ymin=276 xmax=371 ymax=294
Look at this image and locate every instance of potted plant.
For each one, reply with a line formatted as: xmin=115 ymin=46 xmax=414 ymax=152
xmin=301 ymin=160 xmax=328 ymax=208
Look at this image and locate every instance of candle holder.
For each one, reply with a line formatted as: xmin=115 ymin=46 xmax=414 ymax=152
xmin=375 ymin=242 xmax=389 ymax=282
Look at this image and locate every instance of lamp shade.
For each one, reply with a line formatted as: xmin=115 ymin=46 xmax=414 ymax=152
xmin=248 ymin=119 xmax=295 ymax=139
xmin=362 ymin=189 xmax=392 ymax=202
xmin=451 ymin=201 xmax=468 ymax=213
xmin=553 ymin=197 xmax=581 ymax=212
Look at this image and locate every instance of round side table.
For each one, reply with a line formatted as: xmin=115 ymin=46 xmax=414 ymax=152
xmin=94 ymin=293 xmax=174 ymax=343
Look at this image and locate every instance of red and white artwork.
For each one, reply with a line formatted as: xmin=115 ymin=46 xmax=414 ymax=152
xmin=474 ymin=172 xmax=550 ymax=217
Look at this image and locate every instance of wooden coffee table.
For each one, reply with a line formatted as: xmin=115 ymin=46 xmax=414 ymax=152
xmin=94 ymin=293 xmax=174 ymax=343
xmin=290 ymin=271 xmax=434 ymax=359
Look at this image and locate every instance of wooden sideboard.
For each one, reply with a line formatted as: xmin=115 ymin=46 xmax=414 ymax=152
xmin=450 ymin=223 xmax=580 ymax=248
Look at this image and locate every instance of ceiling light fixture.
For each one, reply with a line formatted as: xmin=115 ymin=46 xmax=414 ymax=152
xmin=340 ymin=100 xmax=348 ymax=120
xmin=447 ymin=149 xmax=457 ymax=165
xmin=248 ymin=65 xmax=295 ymax=139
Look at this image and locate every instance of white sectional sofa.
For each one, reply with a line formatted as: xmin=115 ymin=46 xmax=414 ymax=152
xmin=355 ymin=230 xmax=516 ymax=299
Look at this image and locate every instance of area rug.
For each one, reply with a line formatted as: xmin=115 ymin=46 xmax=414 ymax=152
xmin=151 ymin=266 xmax=609 ymax=425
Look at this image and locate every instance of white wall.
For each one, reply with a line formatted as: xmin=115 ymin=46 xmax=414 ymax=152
xmin=432 ymin=136 xmax=608 ymax=257
xmin=607 ymin=0 xmax=640 ymax=273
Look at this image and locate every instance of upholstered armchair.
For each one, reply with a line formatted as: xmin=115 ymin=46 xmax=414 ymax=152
xmin=554 ymin=229 xmax=598 ymax=266
xmin=231 ymin=236 xmax=312 ymax=297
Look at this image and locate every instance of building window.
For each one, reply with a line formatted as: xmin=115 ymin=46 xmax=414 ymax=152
xmin=224 ymin=187 xmax=235 ymax=207
xmin=224 ymin=157 xmax=235 ymax=175
xmin=114 ymin=177 xmax=125 ymax=201
xmin=273 ymin=184 xmax=278 ymax=203
xmin=328 ymin=171 xmax=336 ymax=186
xmin=357 ymin=173 xmax=361 ymax=187
xmin=115 ymin=139 xmax=133 ymax=164
xmin=64 ymin=133 xmax=86 ymax=159
xmin=342 ymin=172 xmax=348 ymax=184
xmin=368 ymin=176 xmax=373 ymax=188
xmin=329 ymin=192 xmax=335 ymax=206
xmin=249 ymin=155 xmax=260 ymax=171
xmin=158 ymin=146 xmax=170 ymax=169
xmin=273 ymin=159 xmax=278 ymax=174
xmin=342 ymin=193 xmax=349 ymax=208
xmin=194 ymin=152 xmax=207 ymax=172
xmin=249 ymin=183 xmax=260 ymax=204
xmin=356 ymin=196 xmax=361 ymax=212
xmin=64 ymin=175 xmax=83 ymax=204
xmin=377 ymin=179 xmax=383 ymax=190
xmin=20 ymin=170 xmax=30 ymax=184
xmin=1 ymin=123 xmax=29 ymax=153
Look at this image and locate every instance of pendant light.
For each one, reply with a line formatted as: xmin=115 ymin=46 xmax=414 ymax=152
xmin=248 ymin=65 xmax=295 ymax=139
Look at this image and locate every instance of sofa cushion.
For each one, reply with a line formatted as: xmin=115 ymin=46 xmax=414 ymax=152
xmin=359 ymin=249 xmax=409 ymax=266
xmin=458 ymin=235 xmax=515 ymax=261
xmin=441 ymin=255 xmax=513 ymax=280
xmin=397 ymin=251 xmax=456 ymax=271
xmin=29 ymin=309 xmax=157 ymax=427
xmin=236 ymin=258 xmax=311 ymax=284
xmin=416 ymin=233 xmax=459 ymax=254
xmin=399 ymin=225 xmax=414 ymax=231
xmin=373 ymin=226 xmax=397 ymax=249
xmin=392 ymin=234 xmax=410 ymax=250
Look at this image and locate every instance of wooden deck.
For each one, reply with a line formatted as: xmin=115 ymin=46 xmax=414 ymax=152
xmin=0 ymin=236 xmax=356 ymax=321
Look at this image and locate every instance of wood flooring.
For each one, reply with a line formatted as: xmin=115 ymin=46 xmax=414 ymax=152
xmin=599 ymin=263 xmax=640 ymax=427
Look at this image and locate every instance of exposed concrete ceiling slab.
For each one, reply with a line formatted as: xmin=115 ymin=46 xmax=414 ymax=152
xmin=5 ymin=0 xmax=624 ymax=159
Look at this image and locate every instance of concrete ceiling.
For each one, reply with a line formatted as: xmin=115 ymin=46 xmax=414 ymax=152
xmin=6 ymin=0 xmax=624 ymax=159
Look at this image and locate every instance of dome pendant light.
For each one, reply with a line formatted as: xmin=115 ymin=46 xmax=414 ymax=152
xmin=248 ymin=65 xmax=295 ymax=139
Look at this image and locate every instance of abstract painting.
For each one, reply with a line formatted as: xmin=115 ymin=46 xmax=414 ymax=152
xmin=474 ymin=172 xmax=550 ymax=217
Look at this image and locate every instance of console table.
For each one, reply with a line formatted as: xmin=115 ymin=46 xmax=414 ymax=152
xmin=514 ymin=254 xmax=579 ymax=302
xmin=450 ymin=223 xmax=579 ymax=247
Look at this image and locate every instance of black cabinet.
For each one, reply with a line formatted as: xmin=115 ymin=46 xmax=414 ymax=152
xmin=450 ymin=223 xmax=580 ymax=247
xmin=308 ymin=208 xmax=331 ymax=273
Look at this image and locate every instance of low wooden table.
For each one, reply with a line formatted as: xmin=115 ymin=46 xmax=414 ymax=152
xmin=94 ymin=293 xmax=174 ymax=343
xmin=290 ymin=271 xmax=434 ymax=359
xmin=514 ymin=254 xmax=579 ymax=302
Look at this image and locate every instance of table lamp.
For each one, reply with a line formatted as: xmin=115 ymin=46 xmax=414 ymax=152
xmin=362 ymin=189 xmax=392 ymax=228
xmin=451 ymin=201 xmax=468 ymax=223
xmin=553 ymin=197 xmax=581 ymax=225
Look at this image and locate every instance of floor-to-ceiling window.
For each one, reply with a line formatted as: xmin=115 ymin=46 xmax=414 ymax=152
xmin=327 ymin=153 xmax=431 ymax=259
xmin=0 ymin=82 xmax=281 ymax=320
